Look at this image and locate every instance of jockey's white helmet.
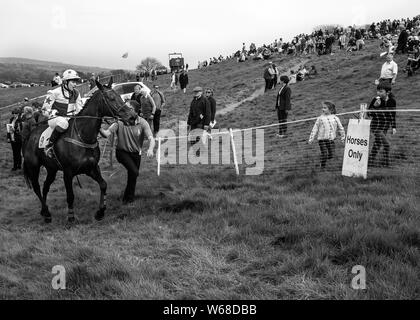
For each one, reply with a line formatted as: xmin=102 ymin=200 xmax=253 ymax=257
xmin=62 ymin=69 xmax=81 ymax=81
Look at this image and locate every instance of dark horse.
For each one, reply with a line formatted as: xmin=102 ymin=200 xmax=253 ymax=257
xmin=22 ymin=79 xmax=137 ymax=223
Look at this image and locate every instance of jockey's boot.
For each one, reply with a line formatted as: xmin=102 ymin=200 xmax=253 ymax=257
xmin=44 ymin=128 xmax=61 ymax=158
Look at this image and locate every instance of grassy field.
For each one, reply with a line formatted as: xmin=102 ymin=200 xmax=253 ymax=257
xmin=0 ymin=39 xmax=419 ymax=299
xmin=0 ymin=86 xmax=49 ymax=107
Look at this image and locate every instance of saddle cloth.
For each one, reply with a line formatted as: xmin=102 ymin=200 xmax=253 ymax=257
xmin=39 ymin=127 xmax=53 ymax=149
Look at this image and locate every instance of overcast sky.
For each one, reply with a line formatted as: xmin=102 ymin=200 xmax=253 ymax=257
xmin=1 ymin=0 xmax=419 ymax=70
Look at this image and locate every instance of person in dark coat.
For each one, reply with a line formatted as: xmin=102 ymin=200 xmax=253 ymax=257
xmin=7 ymin=107 xmax=23 ymax=171
xmin=205 ymin=88 xmax=217 ymax=125
xmin=179 ymin=70 xmax=189 ymax=93
xmin=187 ymin=87 xmax=211 ymax=131
xmin=275 ymin=75 xmax=292 ymax=137
xmin=367 ymin=83 xmax=397 ymax=167
xmin=397 ymin=29 xmax=408 ymax=54
xmin=130 ymin=84 xmax=143 ymax=114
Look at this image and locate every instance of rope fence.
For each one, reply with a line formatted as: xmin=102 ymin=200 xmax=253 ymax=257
xmin=155 ymin=108 xmax=420 ymax=177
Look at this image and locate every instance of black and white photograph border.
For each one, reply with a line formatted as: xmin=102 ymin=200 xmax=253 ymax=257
xmin=0 ymin=0 xmax=419 ymax=307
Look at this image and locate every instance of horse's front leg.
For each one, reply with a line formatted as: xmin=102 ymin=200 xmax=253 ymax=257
xmin=87 ymin=165 xmax=107 ymax=221
xmin=63 ymin=172 xmax=76 ymax=223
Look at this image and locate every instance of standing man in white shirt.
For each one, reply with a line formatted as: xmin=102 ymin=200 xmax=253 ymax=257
xmin=377 ymin=53 xmax=398 ymax=85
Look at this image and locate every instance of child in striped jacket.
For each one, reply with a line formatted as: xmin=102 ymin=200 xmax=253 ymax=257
xmin=309 ymin=101 xmax=346 ymax=168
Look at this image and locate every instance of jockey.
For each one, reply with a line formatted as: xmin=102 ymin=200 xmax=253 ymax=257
xmin=42 ymin=69 xmax=83 ymax=156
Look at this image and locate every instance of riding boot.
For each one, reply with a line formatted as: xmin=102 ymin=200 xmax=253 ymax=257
xmin=45 ymin=128 xmax=61 ymax=157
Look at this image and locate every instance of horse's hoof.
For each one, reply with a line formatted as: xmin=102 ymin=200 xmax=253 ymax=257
xmin=40 ymin=207 xmax=50 ymax=217
xmin=95 ymin=209 xmax=105 ymax=221
xmin=44 ymin=217 xmax=52 ymax=224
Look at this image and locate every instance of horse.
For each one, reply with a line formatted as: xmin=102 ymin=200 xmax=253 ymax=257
xmin=22 ymin=78 xmax=138 ymax=223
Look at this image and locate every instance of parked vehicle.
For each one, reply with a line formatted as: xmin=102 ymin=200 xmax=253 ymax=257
xmin=112 ymin=81 xmax=151 ymax=101
xmin=0 ymin=83 xmax=9 ymax=88
xmin=81 ymin=81 xmax=151 ymax=105
xmin=169 ymin=53 xmax=184 ymax=72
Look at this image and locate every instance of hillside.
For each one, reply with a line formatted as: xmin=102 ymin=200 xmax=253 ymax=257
xmin=0 ymin=38 xmax=419 ymax=299
xmin=0 ymin=57 xmax=114 ymax=83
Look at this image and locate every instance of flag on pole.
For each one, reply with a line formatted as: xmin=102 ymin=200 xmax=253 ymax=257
xmin=122 ymin=52 xmax=128 ymax=58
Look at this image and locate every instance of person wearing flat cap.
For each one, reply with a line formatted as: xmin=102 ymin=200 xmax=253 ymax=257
xmin=187 ymin=86 xmax=211 ymax=134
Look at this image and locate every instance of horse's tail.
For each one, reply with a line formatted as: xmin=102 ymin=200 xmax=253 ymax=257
xmin=23 ymin=159 xmax=32 ymax=190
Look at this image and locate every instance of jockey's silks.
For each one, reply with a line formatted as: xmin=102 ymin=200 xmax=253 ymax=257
xmin=43 ymin=85 xmax=83 ymax=117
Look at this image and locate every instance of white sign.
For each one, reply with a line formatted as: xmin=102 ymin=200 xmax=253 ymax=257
xmin=342 ymin=119 xmax=371 ymax=179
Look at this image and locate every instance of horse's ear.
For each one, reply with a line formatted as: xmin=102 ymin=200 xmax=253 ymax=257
xmin=107 ymin=77 xmax=113 ymax=88
xmin=96 ymin=80 xmax=104 ymax=91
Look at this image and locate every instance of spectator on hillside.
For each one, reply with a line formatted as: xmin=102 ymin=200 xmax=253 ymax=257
xmin=205 ymin=88 xmax=217 ymax=128
xmin=397 ymin=29 xmax=409 ymax=54
xmin=296 ymin=65 xmax=308 ymax=81
xmin=170 ymin=71 xmax=176 ymax=91
xmin=308 ymin=101 xmax=345 ymax=169
xmin=272 ymin=63 xmax=279 ymax=88
xmin=275 ymin=75 xmax=292 ymax=138
xmin=175 ymin=71 xmax=179 ymax=88
xmin=263 ymin=62 xmax=275 ymax=92
xmin=405 ymin=42 xmax=420 ymax=76
xmin=339 ymin=33 xmax=347 ymax=50
xmin=138 ymin=88 xmax=157 ymax=129
xmin=179 ymin=69 xmax=189 ymax=94
xmin=367 ymin=83 xmax=397 ymax=167
xmin=151 ymin=85 xmax=166 ymax=136
xmin=377 ymin=53 xmax=398 ymax=85
xmin=187 ymin=86 xmax=211 ymax=133
xmin=307 ymin=65 xmax=318 ymax=78
xmin=21 ymin=106 xmax=37 ymax=147
xmin=130 ymin=84 xmax=143 ymax=114
xmin=288 ymin=70 xmax=297 ymax=84
xmin=7 ymin=107 xmax=23 ymax=171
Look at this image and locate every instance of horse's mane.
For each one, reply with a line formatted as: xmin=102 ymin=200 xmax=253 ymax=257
xmin=77 ymin=88 xmax=103 ymax=116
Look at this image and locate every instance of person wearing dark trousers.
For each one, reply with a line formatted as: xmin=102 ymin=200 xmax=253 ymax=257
xmin=309 ymin=101 xmax=345 ymax=169
xmin=187 ymin=87 xmax=211 ymax=148
xmin=205 ymin=88 xmax=217 ymax=126
xmin=151 ymin=85 xmax=166 ymax=136
xmin=99 ymin=101 xmax=155 ymax=204
xmin=275 ymin=75 xmax=292 ymax=137
xmin=179 ymin=69 xmax=189 ymax=94
xmin=263 ymin=62 xmax=275 ymax=92
xmin=367 ymin=83 xmax=397 ymax=167
xmin=7 ymin=107 xmax=23 ymax=171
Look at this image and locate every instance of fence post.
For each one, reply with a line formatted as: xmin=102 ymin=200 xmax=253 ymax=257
xmin=360 ymin=103 xmax=367 ymax=120
xmin=229 ymin=128 xmax=240 ymax=176
xmin=157 ymin=137 xmax=161 ymax=176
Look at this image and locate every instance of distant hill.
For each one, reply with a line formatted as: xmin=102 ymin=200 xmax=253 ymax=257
xmin=0 ymin=57 xmax=115 ymax=83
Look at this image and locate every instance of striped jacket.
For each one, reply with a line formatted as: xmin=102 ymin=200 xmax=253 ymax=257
xmin=309 ymin=114 xmax=346 ymax=143
xmin=42 ymin=85 xmax=83 ymax=117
